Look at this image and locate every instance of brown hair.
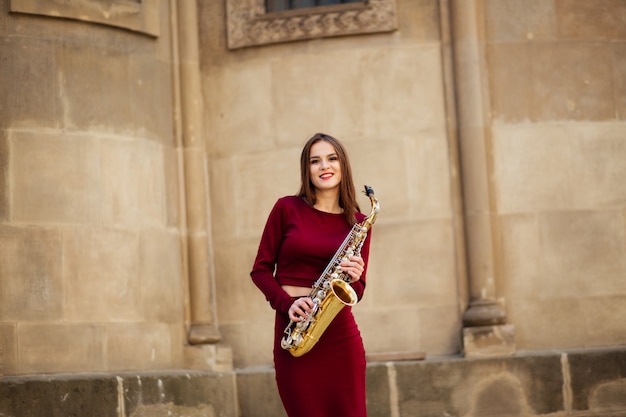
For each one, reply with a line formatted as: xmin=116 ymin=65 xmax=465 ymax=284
xmin=298 ymin=133 xmax=361 ymax=225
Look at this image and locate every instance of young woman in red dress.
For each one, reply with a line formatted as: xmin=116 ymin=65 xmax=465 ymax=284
xmin=251 ymin=133 xmax=372 ymax=417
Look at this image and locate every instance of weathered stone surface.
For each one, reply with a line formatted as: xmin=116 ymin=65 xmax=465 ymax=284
xmin=463 ymin=324 xmax=516 ymax=358
xmin=529 ymin=41 xmax=614 ymax=121
xmin=0 ymin=225 xmax=63 ymax=321
xmin=10 ymin=130 xmax=102 ymax=224
xmin=236 ymin=368 xmax=287 ymax=417
xmin=63 ymin=227 xmax=141 ymax=321
xmin=569 ymin=348 xmax=626 ymax=412
xmin=0 ymin=37 xmax=61 ymax=128
xmin=0 ymin=132 xmax=8 ymax=222
xmin=228 ymin=348 xmax=626 ymax=417
xmin=485 ymin=0 xmax=556 ymax=41
xmin=556 ymin=0 xmax=626 ymax=40
xmin=18 ymin=323 xmax=105 ymax=373
xmin=0 ymin=371 xmax=238 ymax=417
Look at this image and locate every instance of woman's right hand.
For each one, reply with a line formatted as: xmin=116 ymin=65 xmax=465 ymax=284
xmin=288 ymin=297 xmax=314 ymax=322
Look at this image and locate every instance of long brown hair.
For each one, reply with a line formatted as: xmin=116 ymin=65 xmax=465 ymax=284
xmin=298 ymin=133 xmax=361 ymax=225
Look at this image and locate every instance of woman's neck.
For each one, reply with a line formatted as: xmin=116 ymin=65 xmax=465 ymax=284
xmin=313 ymin=190 xmax=342 ymax=214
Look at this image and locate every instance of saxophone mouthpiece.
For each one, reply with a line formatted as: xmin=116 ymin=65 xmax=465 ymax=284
xmin=364 ymin=185 xmax=374 ymax=197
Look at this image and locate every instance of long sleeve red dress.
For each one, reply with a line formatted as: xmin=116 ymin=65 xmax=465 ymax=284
xmin=251 ymin=195 xmax=372 ymax=417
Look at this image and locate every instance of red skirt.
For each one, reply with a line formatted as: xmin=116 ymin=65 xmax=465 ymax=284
xmin=273 ymin=306 xmax=367 ymax=417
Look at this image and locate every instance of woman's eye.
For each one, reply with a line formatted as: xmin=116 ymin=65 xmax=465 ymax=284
xmin=310 ymin=159 xmax=320 ymax=164
xmin=329 ymin=156 xmax=338 ymax=161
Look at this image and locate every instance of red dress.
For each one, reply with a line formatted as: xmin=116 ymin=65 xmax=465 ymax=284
xmin=251 ymin=196 xmax=372 ymax=417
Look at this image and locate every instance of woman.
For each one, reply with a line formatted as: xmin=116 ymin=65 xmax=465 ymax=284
xmin=251 ymin=133 xmax=372 ymax=417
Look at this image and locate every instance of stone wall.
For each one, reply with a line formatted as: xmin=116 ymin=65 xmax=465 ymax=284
xmin=0 ymin=0 xmax=190 ymax=374
xmin=484 ymin=0 xmax=626 ymax=350
xmin=1 ymin=347 xmax=624 ymax=417
xmin=199 ymin=0 xmax=463 ymax=369
xmin=198 ymin=0 xmax=626 ymax=369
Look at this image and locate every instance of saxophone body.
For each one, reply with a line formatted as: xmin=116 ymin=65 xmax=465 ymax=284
xmin=280 ymin=185 xmax=380 ymax=357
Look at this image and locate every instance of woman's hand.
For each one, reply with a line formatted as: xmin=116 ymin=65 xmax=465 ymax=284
xmin=340 ymin=255 xmax=365 ymax=283
xmin=289 ymin=297 xmax=314 ymax=322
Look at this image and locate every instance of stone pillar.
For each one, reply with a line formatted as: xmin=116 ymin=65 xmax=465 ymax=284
xmin=449 ymin=0 xmax=514 ymax=357
xmin=172 ymin=0 xmax=220 ymax=345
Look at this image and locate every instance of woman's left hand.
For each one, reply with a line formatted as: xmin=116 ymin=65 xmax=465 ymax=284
xmin=340 ymin=255 xmax=365 ymax=283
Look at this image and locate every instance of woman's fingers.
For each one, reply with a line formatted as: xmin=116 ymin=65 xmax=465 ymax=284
xmin=340 ymin=256 xmax=365 ymax=282
xmin=290 ymin=297 xmax=313 ymax=321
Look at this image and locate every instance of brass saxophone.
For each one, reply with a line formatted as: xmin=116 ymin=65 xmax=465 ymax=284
xmin=280 ymin=185 xmax=380 ymax=357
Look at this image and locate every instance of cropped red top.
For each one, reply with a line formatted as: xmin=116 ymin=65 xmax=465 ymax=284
xmin=251 ymin=196 xmax=371 ymax=315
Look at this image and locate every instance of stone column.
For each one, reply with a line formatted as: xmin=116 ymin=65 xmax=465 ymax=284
xmin=172 ymin=0 xmax=220 ymax=345
xmin=449 ymin=0 xmax=514 ymax=357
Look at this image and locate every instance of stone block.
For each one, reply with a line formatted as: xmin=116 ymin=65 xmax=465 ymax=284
xmin=139 ymin=229 xmax=184 ymax=322
xmin=357 ymin=307 xmax=424 ymax=356
xmin=104 ymin=323 xmax=173 ymax=371
xmin=10 ymin=130 xmax=102 ymax=224
xmin=396 ymin=0 xmax=440 ymax=42
xmin=365 ymin=363 xmax=393 ymax=417
xmin=219 ymin=319 xmax=274 ymax=369
xmin=538 ymin=210 xmax=626 ymax=295
xmin=508 ymin=298 xmax=588 ymax=349
xmin=348 ymin=134 xmax=452 ymax=222
xmin=568 ymin=348 xmax=626 ymax=413
xmin=18 ymin=323 xmax=105 ymax=373
xmin=0 ymin=225 xmax=63 ymax=321
xmin=236 ymin=368 xmax=287 ymax=417
xmin=499 ymin=213 xmax=541 ymax=297
xmin=63 ymin=227 xmax=141 ymax=321
xmin=556 ymin=0 xmax=626 ymax=41
xmin=487 ymin=42 xmax=531 ymax=121
xmin=271 ymin=50 xmax=364 ymax=143
xmin=529 ymin=41 xmax=614 ymax=121
xmin=463 ymin=324 xmax=516 ymax=358
xmin=346 ymin=138 xmax=410 ymax=221
xmin=0 ymin=324 xmax=17 ymax=375
xmin=0 ymin=132 xmax=8 ymax=222
xmin=101 ymin=138 xmax=165 ymax=228
xmin=56 ymin=43 xmax=133 ymax=132
xmin=366 ymin=220 xmax=456 ymax=306
xmin=129 ymin=56 xmax=174 ymax=145
xmin=568 ymin=124 xmax=626 ymax=208
xmin=204 ymin=63 xmax=274 ymax=158
xmin=0 ymin=371 xmax=238 ymax=417
xmin=616 ymin=43 xmax=626 ymax=120
xmin=0 ymin=37 xmax=61 ymax=128
xmin=230 ymin=148 xmax=300 ymax=237
xmin=579 ymin=295 xmax=626 ymax=346
xmin=485 ymin=0 xmax=556 ymax=41
xmin=394 ymin=353 xmax=564 ymax=417
xmin=493 ymin=123 xmax=574 ymax=213
xmin=214 ymin=238 xmax=271 ymax=323
xmin=362 ymin=46 xmax=446 ymax=136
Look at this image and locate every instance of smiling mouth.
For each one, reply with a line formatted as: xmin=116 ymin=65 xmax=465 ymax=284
xmin=320 ymin=173 xmax=333 ymax=180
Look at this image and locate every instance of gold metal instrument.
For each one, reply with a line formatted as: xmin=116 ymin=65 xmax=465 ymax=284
xmin=280 ymin=185 xmax=380 ymax=357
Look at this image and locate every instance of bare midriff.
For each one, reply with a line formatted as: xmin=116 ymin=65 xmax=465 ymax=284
xmin=281 ymin=285 xmax=311 ymax=298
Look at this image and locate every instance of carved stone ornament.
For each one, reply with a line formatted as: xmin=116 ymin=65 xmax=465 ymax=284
xmin=226 ymin=0 xmax=398 ymax=50
xmin=9 ymin=0 xmax=160 ymax=37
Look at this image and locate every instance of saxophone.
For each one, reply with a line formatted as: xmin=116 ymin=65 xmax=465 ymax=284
xmin=281 ymin=185 xmax=380 ymax=357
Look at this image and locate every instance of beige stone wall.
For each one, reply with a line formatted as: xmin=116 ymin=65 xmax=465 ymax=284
xmin=200 ymin=0 xmax=626 ymax=370
xmin=2 ymin=0 xmax=624 ymax=378
xmin=484 ymin=0 xmax=626 ymax=349
xmin=0 ymin=0 xmax=188 ymax=374
xmin=199 ymin=0 xmax=463 ymax=368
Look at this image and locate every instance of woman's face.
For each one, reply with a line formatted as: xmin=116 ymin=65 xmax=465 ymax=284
xmin=309 ymin=140 xmax=342 ymax=192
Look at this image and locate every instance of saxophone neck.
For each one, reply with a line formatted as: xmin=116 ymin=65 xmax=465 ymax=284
xmin=362 ymin=185 xmax=380 ymax=227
